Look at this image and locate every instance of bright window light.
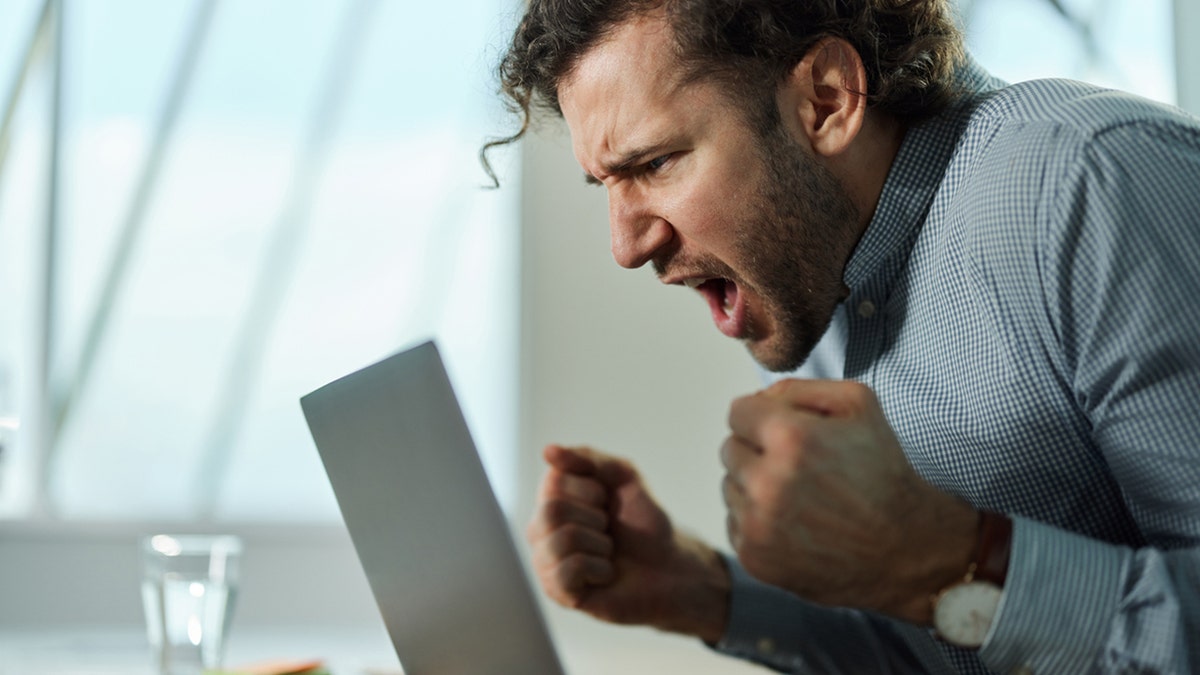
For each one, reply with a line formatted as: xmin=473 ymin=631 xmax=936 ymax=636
xmin=0 ymin=0 xmax=520 ymax=523
xmin=960 ymin=0 xmax=1176 ymax=105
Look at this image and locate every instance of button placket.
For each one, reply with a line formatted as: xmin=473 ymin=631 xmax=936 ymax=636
xmin=843 ymin=292 xmax=885 ymax=383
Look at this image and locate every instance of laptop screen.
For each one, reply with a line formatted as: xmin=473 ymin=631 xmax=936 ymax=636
xmin=301 ymin=341 xmax=564 ymax=675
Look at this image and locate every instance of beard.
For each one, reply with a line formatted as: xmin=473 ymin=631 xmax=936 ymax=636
xmin=650 ymin=118 xmax=861 ymax=372
xmin=741 ymin=121 xmax=860 ymax=371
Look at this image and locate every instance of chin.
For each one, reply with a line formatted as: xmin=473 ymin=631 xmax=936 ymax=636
xmin=745 ymin=336 xmax=806 ymax=373
xmin=743 ymin=312 xmax=830 ymax=373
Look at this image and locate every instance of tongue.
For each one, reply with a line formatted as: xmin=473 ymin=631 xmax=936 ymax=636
xmin=700 ymin=279 xmax=743 ymax=338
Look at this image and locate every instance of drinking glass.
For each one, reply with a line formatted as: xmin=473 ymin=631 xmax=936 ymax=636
xmin=141 ymin=534 xmax=242 ymax=675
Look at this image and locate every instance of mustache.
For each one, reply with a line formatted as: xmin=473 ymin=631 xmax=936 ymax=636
xmin=652 ymin=250 xmax=739 ymax=283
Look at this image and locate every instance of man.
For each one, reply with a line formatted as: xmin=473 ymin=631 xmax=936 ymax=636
xmin=489 ymin=0 xmax=1200 ymax=672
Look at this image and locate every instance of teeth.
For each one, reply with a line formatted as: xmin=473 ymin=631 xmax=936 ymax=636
xmin=683 ymin=278 xmax=706 ymax=288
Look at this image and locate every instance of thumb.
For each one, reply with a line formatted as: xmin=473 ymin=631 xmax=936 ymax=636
xmin=543 ymin=444 xmax=598 ymax=475
xmin=543 ymin=444 xmax=637 ymax=489
xmin=762 ymin=378 xmax=877 ymax=417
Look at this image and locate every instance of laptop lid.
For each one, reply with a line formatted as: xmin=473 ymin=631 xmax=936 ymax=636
xmin=301 ymin=341 xmax=564 ymax=675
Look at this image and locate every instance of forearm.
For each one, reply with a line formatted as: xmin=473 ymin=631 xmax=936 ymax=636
xmin=651 ymin=533 xmax=731 ymax=643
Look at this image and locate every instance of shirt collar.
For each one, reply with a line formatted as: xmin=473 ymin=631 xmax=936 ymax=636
xmin=841 ymin=57 xmax=1004 ymax=293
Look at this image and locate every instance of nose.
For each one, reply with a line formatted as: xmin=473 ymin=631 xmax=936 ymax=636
xmin=608 ymin=187 xmax=673 ymax=269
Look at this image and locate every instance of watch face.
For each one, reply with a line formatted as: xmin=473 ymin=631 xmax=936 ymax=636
xmin=933 ymin=581 xmax=1002 ymax=648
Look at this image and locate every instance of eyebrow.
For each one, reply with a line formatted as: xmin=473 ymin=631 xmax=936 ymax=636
xmin=582 ymin=143 xmax=669 ymax=186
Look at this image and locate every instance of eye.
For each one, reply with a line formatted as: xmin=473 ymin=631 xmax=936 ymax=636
xmin=646 ymin=154 xmax=672 ymax=171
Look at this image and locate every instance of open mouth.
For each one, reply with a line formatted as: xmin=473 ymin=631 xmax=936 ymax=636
xmin=682 ymin=277 xmax=746 ymax=338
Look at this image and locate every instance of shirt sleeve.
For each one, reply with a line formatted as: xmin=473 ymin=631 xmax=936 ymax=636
xmin=979 ymin=115 xmax=1200 ymax=673
xmin=713 ymin=555 xmax=960 ymax=674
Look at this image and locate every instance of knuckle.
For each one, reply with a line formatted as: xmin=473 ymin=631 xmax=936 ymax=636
xmin=582 ymin=478 xmax=608 ymax=505
xmin=543 ymin=498 xmax=573 ymax=525
xmin=554 ymin=554 xmax=581 ymax=586
xmin=572 ymin=476 xmax=597 ymax=500
xmin=527 ymin=507 xmax=561 ymax=543
xmin=557 ymin=523 xmax=588 ymax=550
xmin=725 ymin=513 xmax=741 ymax=547
xmin=844 ymin=380 xmax=876 ymax=409
xmin=546 ymin=472 xmax=571 ymax=496
xmin=719 ymin=437 xmax=733 ymax=467
xmin=739 ymin=471 xmax=763 ymax=502
xmin=766 ymin=378 xmax=796 ymax=395
xmin=556 ymin=473 xmax=599 ymax=502
xmin=537 ymin=571 xmax=558 ymax=597
xmin=546 ymin=582 xmax=577 ymax=608
xmin=556 ymin=553 xmax=592 ymax=590
xmin=742 ymin=469 xmax=774 ymax=499
xmin=728 ymin=394 xmax=752 ymax=423
xmin=764 ymin=416 xmax=809 ymax=452
xmin=721 ymin=473 xmax=741 ymax=506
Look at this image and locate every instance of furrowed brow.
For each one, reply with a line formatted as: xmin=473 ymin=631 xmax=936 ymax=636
xmin=583 ymin=143 xmax=669 ymax=186
xmin=604 ymin=144 xmax=665 ymax=175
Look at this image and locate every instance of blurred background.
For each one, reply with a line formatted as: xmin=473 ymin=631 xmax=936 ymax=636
xmin=0 ymin=0 xmax=1193 ymax=672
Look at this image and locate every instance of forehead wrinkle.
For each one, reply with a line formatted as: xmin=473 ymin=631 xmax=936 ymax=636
xmin=560 ymin=13 xmax=689 ymax=177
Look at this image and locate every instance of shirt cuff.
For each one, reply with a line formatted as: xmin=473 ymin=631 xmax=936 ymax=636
xmin=713 ymin=553 xmax=807 ymax=670
xmin=712 ymin=554 xmax=910 ymax=673
xmin=980 ymin=515 xmax=1129 ymax=672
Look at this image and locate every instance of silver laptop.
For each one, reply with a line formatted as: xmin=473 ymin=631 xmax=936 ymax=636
xmin=301 ymin=340 xmax=565 ymax=675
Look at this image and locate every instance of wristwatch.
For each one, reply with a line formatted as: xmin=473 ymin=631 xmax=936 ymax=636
xmin=931 ymin=510 xmax=1013 ymax=648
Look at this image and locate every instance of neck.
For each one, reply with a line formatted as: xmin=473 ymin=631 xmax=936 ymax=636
xmin=827 ymin=111 xmax=907 ymax=239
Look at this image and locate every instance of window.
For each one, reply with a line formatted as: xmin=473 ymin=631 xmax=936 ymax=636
xmin=959 ymin=0 xmax=1176 ymax=105
xmin=0 ymin=0 xmax=519 ymax=524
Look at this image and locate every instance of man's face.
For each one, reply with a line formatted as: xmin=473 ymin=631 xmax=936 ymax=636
xmin=558 ymin=14 xmax=859 ymax=372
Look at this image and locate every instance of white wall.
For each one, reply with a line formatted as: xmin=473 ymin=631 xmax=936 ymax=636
xmin=1178 ymin=0 xmax=1200 ymax=115
xmin=515 ymin=114 xmax=767 ymax=675
xmin=515 ymin=119 xmax=761 ymax=548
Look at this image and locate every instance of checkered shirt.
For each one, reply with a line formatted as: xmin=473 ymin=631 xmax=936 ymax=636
xmin=714 ymin=60 xmax=1200 ymax=674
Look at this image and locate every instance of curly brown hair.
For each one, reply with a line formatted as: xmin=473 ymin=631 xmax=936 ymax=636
xmin=482 ymin=0 xmax=965 ymax=184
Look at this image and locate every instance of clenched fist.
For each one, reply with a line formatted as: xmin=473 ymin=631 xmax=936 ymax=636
xmin=526 ymin=444 xmax=731 ymax=642
xmin=721 ymin=379 xmax=978 ymax=625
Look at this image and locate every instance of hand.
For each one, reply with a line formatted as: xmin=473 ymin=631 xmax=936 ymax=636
xmin=721 ymin=379 xmax=977 ymax=624
xmin=526 ymin=444 xmax=730 ymax=642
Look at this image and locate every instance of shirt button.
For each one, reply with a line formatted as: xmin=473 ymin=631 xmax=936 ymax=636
xmin=756 ymin=637 xmax=775 ymax=653
xmin=857 ymin=300 xmax=877 ymax=318
xmin=1010 ymin=667 xmax=1034 ymax=675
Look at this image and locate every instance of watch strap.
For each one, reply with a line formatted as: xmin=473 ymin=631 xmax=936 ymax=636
xmin=974 ymin=510 xmax=1013 ymax=587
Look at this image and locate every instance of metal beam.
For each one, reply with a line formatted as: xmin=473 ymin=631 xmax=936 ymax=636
xmin=48 ymin=0 xmax=219 ymax=450
xmin=0 ymin=0 xmax=54 ymax=190
xmin=191 ymin=0 xmax=377 ymax=519
xmin=33 ymin=0 xmax=63 ymax=519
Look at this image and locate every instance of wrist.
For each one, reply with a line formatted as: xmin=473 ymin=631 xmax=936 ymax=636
xmin=656 ymin=534 xmax=731 ymax=644
xmin=930 ymin=510 xmax=1013 ymax=647
xmin=889 ymin=495 xmax=980 ymax=625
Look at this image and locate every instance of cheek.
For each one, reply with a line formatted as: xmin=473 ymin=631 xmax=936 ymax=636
xmin=660 ymin=164 xmax=755 ymax=246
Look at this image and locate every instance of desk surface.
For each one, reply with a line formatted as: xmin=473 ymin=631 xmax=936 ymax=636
xmin=0 ymin=625 xmax=400 ymax=675
xmin=0 ymin=616 xmax=767 ymax=675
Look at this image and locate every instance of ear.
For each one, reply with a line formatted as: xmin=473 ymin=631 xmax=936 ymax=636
xmin=777 ymin=37 xmax=867 ymax=157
